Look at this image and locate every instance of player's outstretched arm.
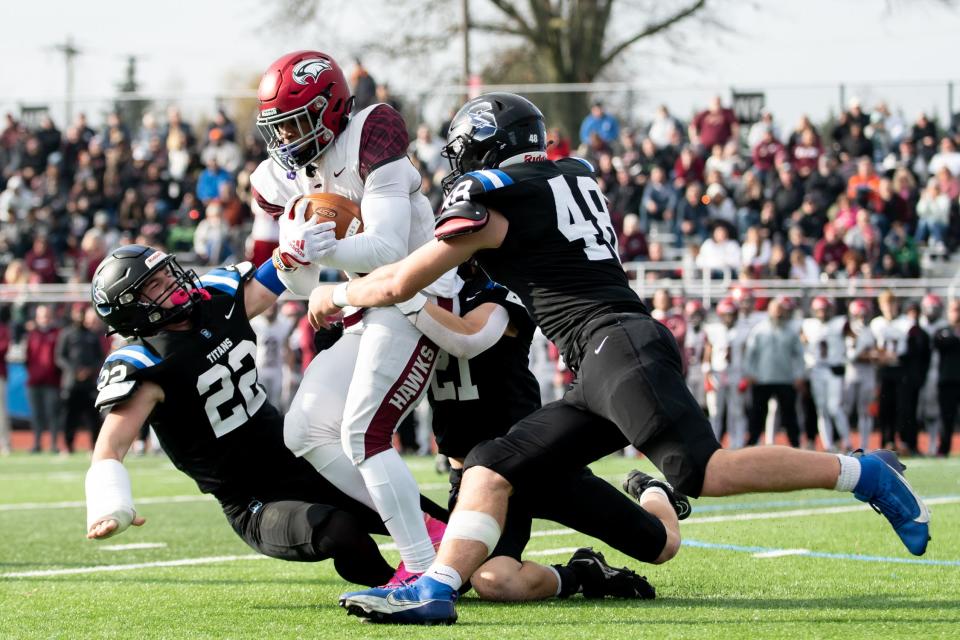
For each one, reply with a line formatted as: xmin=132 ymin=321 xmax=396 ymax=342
xmin=86 ymin=382 xmax=163 ymax=540
xmin=407 ymin=301 xmax=511 ymax=359
xmin=306 ymin=211 xmax=508 ymax=328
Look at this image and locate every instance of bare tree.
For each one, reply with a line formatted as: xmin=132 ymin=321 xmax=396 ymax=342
xmin=270 ymin=1 xmax=717 ymax=135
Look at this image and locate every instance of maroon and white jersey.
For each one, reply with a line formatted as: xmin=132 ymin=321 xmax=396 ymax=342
xmin=801 ymin=316 xmax=847 ymax=369
xmin=250 ymin=103 xmax=459 ymax=299
xmin=684 ymin=325 xmax=707 ymax=375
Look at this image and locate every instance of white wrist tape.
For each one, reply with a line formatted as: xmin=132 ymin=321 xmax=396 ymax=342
xmin=277 ymin=262 xmax=322 ymax=297
xmin=332 ymin=282 xmax=350 ymax=308
xmin=445 ymin=510 xmax=502 ymax=556
xmin=414 ymin=304 xmax=509 ymax=359
xmin=85 ymin=459 xmax=136 ymax=536
xmin=395 ymin=293 xmax=428 ymax=317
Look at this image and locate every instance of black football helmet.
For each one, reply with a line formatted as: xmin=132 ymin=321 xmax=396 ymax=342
xmin=440 ymin=92 xmax=547 ymax=193
xmin=91 ymin=245 xmax=205 ymax=337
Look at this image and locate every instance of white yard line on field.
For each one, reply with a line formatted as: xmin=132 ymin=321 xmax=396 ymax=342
xmin=99 ymin=543 xmax=168 ymax=552
xmin=6 ymin=496 xmax=957 ymax=579
xmin=0 ymin=495 xmax=213 ymax=512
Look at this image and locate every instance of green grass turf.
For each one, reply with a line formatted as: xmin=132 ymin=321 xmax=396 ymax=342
xmin=1 ymin=452 xmax=958 ymax=639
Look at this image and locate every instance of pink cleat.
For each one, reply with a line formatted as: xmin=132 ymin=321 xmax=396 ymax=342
xmin=383 ymin=561 xmax=422 ymax=588
xmin=424 ymin=514 xmax=446 ymax=551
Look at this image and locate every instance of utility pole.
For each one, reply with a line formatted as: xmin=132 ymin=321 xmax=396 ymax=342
xmin=462 ymin=0 xmax=471 ymax=99
xmin=52 ymin=35 xmax=81 ymax=124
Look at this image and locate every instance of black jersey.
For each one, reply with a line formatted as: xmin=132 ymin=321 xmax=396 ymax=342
xmin=428 ymin=275 xmax=541 ymax=459
xmin=95 ymin=263 xmax=301 ymax=499
xmin=441 ymin=158 xmax=648 ymax=369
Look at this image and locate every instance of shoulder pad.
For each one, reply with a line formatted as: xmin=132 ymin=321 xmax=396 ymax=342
xmin=199 ymin=266 xmax=244 ymax=295
xmin=558 ymin=156 xmax=596 ymax=176
xmin=96 ymin=344 xmax=160 ymax=410
xmin=103 ymin=345 xmax=163 ymax=370
xmin=359 ymin=104 xmax=410 ymax=180
xmin=464 ymin=169 xmax=515 ymax=191
xmin=95 ymin=380 xmax=138 ymax=410
xmin=435 ymin=200 xmax=489 ymax=240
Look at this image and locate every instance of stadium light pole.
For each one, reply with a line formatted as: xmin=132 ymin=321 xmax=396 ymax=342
xmin=52 ymin=35 xmax=81 ymax=124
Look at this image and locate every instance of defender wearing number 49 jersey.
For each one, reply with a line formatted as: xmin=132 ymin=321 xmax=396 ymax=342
xmin=87 ymin=245 xmax=445 ymax=588
xmin=308 ymin=93 xmax=929 ymax=625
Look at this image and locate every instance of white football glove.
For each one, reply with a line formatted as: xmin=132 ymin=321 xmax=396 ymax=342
xmin=279 ymin=217 xmax=338 ymax=266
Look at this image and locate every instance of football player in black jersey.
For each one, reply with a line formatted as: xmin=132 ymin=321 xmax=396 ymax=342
xmin=416 ymin=265 xmax=671 ymax=602
xmin=86 ymin=244 xmax=445 ymax=587
xmin=308 ymin=94 xmax=929 ymax=624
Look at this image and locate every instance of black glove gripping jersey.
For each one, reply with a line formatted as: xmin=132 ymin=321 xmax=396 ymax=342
xmin=95 ymin=263 xmax=296 ymax=498
xmin=439 ymin=158 xmax=649 ymax=369
xmin=428 ymin=274 xmax=541 ymax=458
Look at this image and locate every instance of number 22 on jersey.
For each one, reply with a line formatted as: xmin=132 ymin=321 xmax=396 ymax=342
xmin=196 ymin=340 xmax=266 ymax=437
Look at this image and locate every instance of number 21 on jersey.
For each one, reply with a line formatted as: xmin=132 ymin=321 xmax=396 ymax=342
xmin=430 ymin=350 xmax=479 ymax=401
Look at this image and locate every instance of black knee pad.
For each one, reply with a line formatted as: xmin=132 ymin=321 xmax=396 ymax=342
xmin=644 ymin=415 xmax=721 ymax=498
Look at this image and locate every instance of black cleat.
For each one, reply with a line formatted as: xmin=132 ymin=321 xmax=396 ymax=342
xmin=566 ymin=548 xmax=656 ymax=600
xmin=623 ymin=470 xmax=692 ymax=520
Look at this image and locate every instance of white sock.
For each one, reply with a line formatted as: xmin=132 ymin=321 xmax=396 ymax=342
xmin=423 ymin=564 xmax=463 ymax=591
xmin=358 ymin=448 xmax=436 ymax=572
xmin=834 ymin=454 xmax=861 ymax=492
xmin=546 ymin=565 xmax=562 ymax=597
xmin=302 ymin=444 xmax=376 ymax=511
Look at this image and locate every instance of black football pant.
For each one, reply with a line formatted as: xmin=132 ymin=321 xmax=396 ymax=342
xmin=937 ymin=381 xmax=960 ymax=456
xmin=62 ymin=385 xmax=102 ymax=452
xmin=747 ymin=384 xmax=800 ymax=447
xmin=448 ymin=466 xmax=668 ymax=564
xmin=465 ymin=314 xmax=721 ymax=498
xmin=225 ymin=482 xmax=447 ymax=587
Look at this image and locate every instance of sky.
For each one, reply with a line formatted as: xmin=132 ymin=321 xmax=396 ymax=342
xmin=1 ymin=0 xmax=959 ymax=131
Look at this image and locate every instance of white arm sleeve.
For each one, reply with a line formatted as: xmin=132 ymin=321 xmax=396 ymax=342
xmin=277 ymin=262 xmax=322 ymax=298
xmin=85 ymin=459 xmax=136 ymax=537
xmin=413 ymin=304 xmax=510 ymax=360
xmin=319 ymin=159 xmax=415 ymax=273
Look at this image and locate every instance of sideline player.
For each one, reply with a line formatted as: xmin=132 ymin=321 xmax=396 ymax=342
xmin=249 ymin=50 xmax=459 ymax=579
xmin=703 ymin=298 xmax=748 ymax=449
xmin=86 ymin=245 xmax=444 ymax=586
xmin=408 ymin=265 xmax=677 ymax=601
xmin=307 ymin=93 xmax=929 ymax=624
xmin=844 ymin=299 xmax=878 ymax=449
xmin=800 ymin=297 xmax=851 ymax=452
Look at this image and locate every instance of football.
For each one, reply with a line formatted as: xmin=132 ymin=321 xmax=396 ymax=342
xmin=299 ymin=192 xmax=363 ymax=239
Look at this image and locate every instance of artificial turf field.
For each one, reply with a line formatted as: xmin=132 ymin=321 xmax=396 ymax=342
xmin=1 ymin=452 xmax=957 ymax=639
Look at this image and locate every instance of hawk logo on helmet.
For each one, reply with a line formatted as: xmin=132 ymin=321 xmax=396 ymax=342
xmin=466 ymin=102 xmax=496 ymax=130
xmin=292 ymin=58 xmax=332 ymax=85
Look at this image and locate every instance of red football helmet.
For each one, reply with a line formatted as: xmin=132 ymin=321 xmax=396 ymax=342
xmin=716 ymin=298 xmax=737 ymax=316
xmin=255 ymin=50 xmax=353 ymax=175
xmin=922 ymin=293 xmax=943 ymax=314
xmin=811 ymin=296 xmax=831 ymax=311
xmin=684 ymin=299 xmax=705 ymax=317
xmin=848 ymin=299 xmax=869 ymax=318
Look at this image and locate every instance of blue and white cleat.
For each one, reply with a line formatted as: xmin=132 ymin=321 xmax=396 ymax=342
xmin=852 ymin=449 xmax=930 ymax=556
xmin=339 ymin=576 xmax=458 ymax=625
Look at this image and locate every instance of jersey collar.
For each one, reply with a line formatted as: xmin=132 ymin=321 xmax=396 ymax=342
xmin=498 ymin=151 xmax=548 ymax=168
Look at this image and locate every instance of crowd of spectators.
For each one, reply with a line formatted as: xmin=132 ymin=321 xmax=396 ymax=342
xmin=4 ymin=74 xmax=960 ymax=454
xmin=533 ymin=96 xmax=960 ymax=283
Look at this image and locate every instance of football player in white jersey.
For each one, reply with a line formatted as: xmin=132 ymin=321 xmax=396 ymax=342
xmin=249 ymin=302 xmax=295 ymax=408
xmin=249 ymin=50 xmax=459 ymax=582
xmin=683 ymin=300 xmax=708 ymax=411
xmin=801 ymin=297 xmax=851 ymax=451
xmin=870 ymin=290 xmax=910 ymax=450
xmin=703 ymin=298 xmax=748 ymax=448
xmin=844 ymin=299 xmax=877 ymax=449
